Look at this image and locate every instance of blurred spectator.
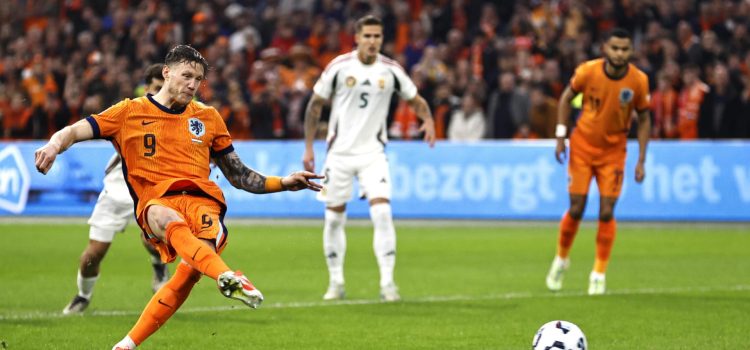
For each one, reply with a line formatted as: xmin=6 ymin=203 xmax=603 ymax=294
xmin=651 ymin=71 xmax=680 ymax=139
xmin=486 ymin=72 xmax=527 ymax=138
xmin=677 ymin=65 xmax=710 ymax=139
xmin=526 ymin=85 xmax=557 ymax=139
xmin=2 ymin=92 xmax=33 ymax=139
xmin=704 ymin=63 xmax=746 ymax=138
xmin=447 ymin=93 xmax=485 ymax=142
xmin=431 ymin=82 xmax=460 ymax=140
xmin=279 ymin=44 xmax=321 ymax=137
xmin=0 ymin=0 xmax=749 ymax=140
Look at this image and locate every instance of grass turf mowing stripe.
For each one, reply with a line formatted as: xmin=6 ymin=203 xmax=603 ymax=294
xmin=3 ymin=284 xmax=748 ymax=321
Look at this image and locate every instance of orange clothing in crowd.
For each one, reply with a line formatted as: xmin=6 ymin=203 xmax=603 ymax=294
xmin=389 ymin=100 xmax=420 ymax=140
xmin=677 ymin=81 xmax=709 ymax=140
xmin=650 ymin=88 xmax=678 ymax=139
xmin=22 ymin=73 xmax=58 ymax=108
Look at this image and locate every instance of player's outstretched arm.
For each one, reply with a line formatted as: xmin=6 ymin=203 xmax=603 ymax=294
xmin=214 ymin=151 xmax=324 ymax=194
xmin=555 ymin=86 xmax=576 ymax=164
xmin=302 ymin=93 xmax=328 ymax=172
xmin=407 ymin=94 xmax=436 ymax=147
xmin=634 ymin=110 xmax=651 ymax=183
xmin=35 ymin=119 xmax=94 ymax=174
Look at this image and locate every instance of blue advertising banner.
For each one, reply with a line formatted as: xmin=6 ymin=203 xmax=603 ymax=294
xmin=1 ymin=140 xmax=748 ymax=221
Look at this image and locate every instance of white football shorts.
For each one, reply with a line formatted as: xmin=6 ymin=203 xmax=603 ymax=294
xmin=87 ymin=167 xmax=134 ymax=243
xmin=317 ymin=152 xmax=391 ymax=207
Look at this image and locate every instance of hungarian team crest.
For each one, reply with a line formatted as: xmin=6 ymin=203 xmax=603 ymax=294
xmin=188 ymin=118 xmax=205 ymax=137
xmin=345 ymin=76 xmax=356 ymax=87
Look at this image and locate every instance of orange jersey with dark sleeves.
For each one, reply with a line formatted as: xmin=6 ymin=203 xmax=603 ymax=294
xmin=85 ymin=95 xmax=233 ymax=218
xmin=570 ymin=59 xmax=650 ymax=148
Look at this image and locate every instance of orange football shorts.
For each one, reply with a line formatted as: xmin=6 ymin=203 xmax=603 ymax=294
xmin=568 ymin=131 xmax=627 ymax=198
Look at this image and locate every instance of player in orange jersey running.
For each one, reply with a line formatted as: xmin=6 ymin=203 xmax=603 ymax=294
xmin=35 ymin=45 xmax=323 ymax=350
xmin=545 ymin=28 xmax=651 ymax=295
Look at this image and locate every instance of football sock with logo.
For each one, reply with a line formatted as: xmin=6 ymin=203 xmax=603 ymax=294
xmin=556 ymin=211 xmax=581 ymax=259
xmin=593 ymin=219 xmax=616 ymax=273
xmin=323 ymin=209 xmax=346 ymax=285
xmin=370 ymin=203 xmax=396 ymax=287
xmin=127 ymin=263 xmax=201 ymax=345
xmin=165 ymin=221 xmax=229 ymax=280
xmin=77 ymin=270 xmax=98 ymax=299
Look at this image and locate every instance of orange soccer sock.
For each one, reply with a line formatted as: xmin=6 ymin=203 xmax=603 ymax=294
xmin=128 ymin=263 xmax=202 ymax=345
xmin=556 ymin=211 xmax=581 ymax=259
xmin=165 ymin=221 xmax=230 ymax=280
xmin=593 ymin=219 xmax=617 ymax=273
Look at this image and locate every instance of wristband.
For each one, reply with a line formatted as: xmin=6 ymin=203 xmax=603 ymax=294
xmin=264 ymin=176 xmax=285 ymax=192
xmin=555 ymin=124 xmax=567 ymax=138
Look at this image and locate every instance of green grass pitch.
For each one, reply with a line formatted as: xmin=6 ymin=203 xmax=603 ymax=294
xmin=0 ymin=220 xmax=748 ymax=349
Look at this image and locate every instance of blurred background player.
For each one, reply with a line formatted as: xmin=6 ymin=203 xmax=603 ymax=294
xmin=546 ymin=28 xmax=651 ymax=295
xmin=63 ymin=64 xmax=169 ymax=315
xmin=302 ymin=15 xmax=436 ymax=302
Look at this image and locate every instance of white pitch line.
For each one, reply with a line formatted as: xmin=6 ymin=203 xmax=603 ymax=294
xmin=2 ymin=284 xmax=748 ymax=322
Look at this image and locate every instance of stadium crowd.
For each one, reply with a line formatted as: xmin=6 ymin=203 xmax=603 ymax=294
xmin=1 ymin=0 xmax=749 ymax=141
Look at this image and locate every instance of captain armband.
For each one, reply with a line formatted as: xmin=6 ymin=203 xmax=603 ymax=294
xmin=264 ymin=176 xmax=286 ymax=193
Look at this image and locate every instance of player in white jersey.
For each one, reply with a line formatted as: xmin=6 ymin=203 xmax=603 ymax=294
xmin=63 ymin=64 xmax=169 ymax=314
xmin=303 ymin=15 xmax=436 ymax=302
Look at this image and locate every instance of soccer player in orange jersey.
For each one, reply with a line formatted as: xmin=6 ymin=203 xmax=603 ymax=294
xmin=35 ymin=45 xmax=323 ymax=349
xmin=63 ymin=64 xmax=169 ymax=316
xmin=545 ymin=28 xmax=651 ymax=295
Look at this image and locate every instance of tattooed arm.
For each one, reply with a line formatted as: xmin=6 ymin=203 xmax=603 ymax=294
xmin=302 ymin=93 xmax=328 ymax=172
xmin=214 ymin=151 xmax=268 ymax=193
xmin=407 ymin=94 xmax=436 ymax=147
xmin=214 ymin=151 xmax=324 ymax=194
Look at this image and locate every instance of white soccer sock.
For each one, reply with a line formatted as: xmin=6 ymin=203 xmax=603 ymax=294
xmin=323 ymin=209 xmax=347 ymax=285
xmin=112 ymin=335 xmax=137 ymax=349
xmin=370 ymin=203 xmax=396 ymax=288
xmin=77 ymin=270 xmax=99 ymax=300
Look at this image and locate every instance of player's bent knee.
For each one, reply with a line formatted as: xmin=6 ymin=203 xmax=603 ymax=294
xmin=146 ymin=205 xmax=184 ymax=238
xmin=599 ymin=212 xmax=614 ymax=222
xmin=324 ymin=209 xmax=346 ymax=230
xmin=369 ymin=202 xmax=394 ymax=228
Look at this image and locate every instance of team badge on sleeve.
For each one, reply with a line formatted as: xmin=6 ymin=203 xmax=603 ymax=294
xmin=188 ymin=118 xmax=206 ymax=137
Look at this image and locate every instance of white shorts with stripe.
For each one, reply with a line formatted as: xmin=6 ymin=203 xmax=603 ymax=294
xmin=87 ymin=164 xmax=134 ymax=242
xmin=317 ymin=152 xmax=391 ymax=207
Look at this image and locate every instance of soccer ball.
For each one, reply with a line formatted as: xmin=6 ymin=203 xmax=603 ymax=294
xmin=532 ymin=320 xmax=587 ymax=350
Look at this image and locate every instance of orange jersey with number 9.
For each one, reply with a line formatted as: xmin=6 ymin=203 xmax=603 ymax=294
xmin=570 ymin=58 xmax=650 ymax=148
xmin=86 ymin=95 xmax=233 ymax=219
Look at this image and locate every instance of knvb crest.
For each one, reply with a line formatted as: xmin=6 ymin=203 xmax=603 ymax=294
xmin=0 ymin=145 xmax=31 ymax=214
xmin=188 ymin=118 xmax=206 ymax=137
xmin=619 ymin=88 xmax=634 ymax=105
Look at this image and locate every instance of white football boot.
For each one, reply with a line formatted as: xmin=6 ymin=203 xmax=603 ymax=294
xmin=380 ymin=283 xmax=401 ymax=302
xmin=63 ymin=295 xmax=90 ymax=315
xmin=545 ymin=256 xmax=570 ymax=291
xmin=217 ymin=271 xmax=264 ymax=309
xmin=588 ymin=271 xmax=606 ymax=295
xmin=322 ymin=282 xmax=345 ymax=300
